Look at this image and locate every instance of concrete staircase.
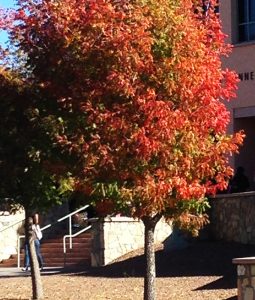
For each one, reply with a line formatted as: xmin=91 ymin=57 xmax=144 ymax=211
xmin=0 ymin=231 xmax=92 ymax=268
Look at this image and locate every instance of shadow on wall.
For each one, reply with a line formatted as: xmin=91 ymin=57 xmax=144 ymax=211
xmin=163 ymin=228 xmax=190 ymax=251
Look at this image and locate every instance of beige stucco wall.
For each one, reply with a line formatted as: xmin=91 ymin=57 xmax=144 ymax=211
xmin=223 ymin=45 xmax=255 ymax=110
xmin=220 ymin=0 xmax=255 ymax=116
xmin=220 ymin=1 xmax=255 ymax=187
xmin=220 ymin=0 xmax=233 ymax=44
xmin=0 ymin=210 xmax=25 ymax=262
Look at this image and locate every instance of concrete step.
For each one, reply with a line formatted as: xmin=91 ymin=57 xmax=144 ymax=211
xmin=0 ymin=231 xmax=92 ymax=268
xmin=42 ymin=251 xmax=90 ymax=259
xmin=42 ymin=260 xmax=90 ymax=267
xmin=45 ymin=232 xmax=91 ymax=240
xmin=44 ymin=236 xmax=91 ymax=243
xmin=41 ymin=246 xmax=90 ymax=254
xmin=0 ymin=256 xmax=18 ymax=267
xmin=40 ymin=246 xmax=91 ymax=255
xmin=41 ymin=240 xmax=91 ymax=246
xmin=44 ymin=256 xmax=90 ymax=262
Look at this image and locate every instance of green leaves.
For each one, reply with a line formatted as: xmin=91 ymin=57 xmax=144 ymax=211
xmin=58 ymin=174 xmax=75 ymax=196
xmin=176 ymin=197 xmax=211 ymax=215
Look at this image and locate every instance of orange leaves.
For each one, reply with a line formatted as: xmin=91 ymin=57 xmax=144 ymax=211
xmin=1 ymin=0 xmax=244 ymax=224
xmin=133 ymin=128 xmax=160 ymax=160
xmin=176 ymin=179 xmax=206 ymax=200
xmin=129 ymin=175 xmax=173 ymax=217
xmin=221 ymin=69 xmax=239 ymax=101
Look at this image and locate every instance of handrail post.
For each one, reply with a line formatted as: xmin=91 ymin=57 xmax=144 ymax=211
xmin=62 ymin=224 xmax=92 ymax=268
xmin=63 ymin=236 xmax=66 ymax=267
xmin=69 ymin=215 xmax=72 ymax=249
xmin=0 ymin=218 xmax=25 ymax=233
xmin=1 ymin=204 xmax=89 ymax=268
xmin=17 ymin=236 xmax=25 ymax=268
xmin=17 ymin=236 xmax=20 ymax=269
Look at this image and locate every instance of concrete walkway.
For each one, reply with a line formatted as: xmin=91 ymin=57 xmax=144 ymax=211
xmin=0 ymin=267 xmax=64 ymax=277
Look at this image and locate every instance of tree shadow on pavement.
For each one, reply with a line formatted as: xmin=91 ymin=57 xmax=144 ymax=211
xmin=68 ymin=240 xmax=255 ymax=291
xmin=0 ymin=299 xmax=30 ymax=300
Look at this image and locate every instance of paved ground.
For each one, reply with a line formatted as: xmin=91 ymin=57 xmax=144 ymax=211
xmin=0 ymin=267 xmax=64 ymax=277
xmin=1 ymin=239 xmax=255 ymax=299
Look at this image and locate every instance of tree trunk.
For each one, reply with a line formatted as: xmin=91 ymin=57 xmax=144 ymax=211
xmin=25 ymin=211 xmax=44 ymax=300
xmin=142 ymin=215 xmax=162 ymax=300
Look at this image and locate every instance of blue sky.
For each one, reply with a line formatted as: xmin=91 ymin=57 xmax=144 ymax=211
xmin=1 ymin=0 xmax=16 ymax=8
xmin=0 ymin=0 xmax=16 ymax=46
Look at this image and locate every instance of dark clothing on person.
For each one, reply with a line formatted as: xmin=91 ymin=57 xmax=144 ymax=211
xmin=23 ymin=242 xmax=29 ymax=270
xmin=229 ymin=167 xmax=250 ymax=193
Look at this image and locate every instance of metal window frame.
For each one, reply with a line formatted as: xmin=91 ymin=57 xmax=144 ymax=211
xmin=238 ymin=0 xmax=255 ymax=42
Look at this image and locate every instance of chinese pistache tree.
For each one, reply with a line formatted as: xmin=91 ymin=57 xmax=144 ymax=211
xmin=1 ymin=0 xmax=244 ymax=299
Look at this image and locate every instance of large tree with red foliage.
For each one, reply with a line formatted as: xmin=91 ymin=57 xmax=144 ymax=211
xmin=1 ymin=0 xmax=243 ymax=299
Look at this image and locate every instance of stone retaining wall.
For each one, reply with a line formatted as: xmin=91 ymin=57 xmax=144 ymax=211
xmin=210 ymin=192 xmax=255 ymax=244
xmin=0 ymin=210 xmax=25 ymax=262
xmin=91 ymin=216 xmax=172 ymax=267
xmin=232 ymin=257 xmax=255 ymax=300
xmin=3 ymin=192 xmax=255 ymax=267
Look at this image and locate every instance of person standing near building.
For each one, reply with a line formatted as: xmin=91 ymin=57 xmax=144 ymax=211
xmin=32 ymin=213 xmax=44 ymax=270
xmin=229 ymin=166 xmax=250 ymax=193
xmin=22 ymin=237 xmax=30 ymax=271
xmin=22 ymin=213 xmax=44 ymax=271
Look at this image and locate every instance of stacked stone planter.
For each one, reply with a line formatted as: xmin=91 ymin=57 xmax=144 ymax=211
xmin=210 ymin=192 xmax=255 ymax=244
xmin=233 ymin=257 xmax=255 ymax=300
xmin=90 ymin=216 xmax=172 ymax=267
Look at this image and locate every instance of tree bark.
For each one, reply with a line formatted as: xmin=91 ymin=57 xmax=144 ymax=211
xmin=25 ymin=211 xmax=44 ymax=300
xmin=142 ymin=214 xmax=162 ymax=300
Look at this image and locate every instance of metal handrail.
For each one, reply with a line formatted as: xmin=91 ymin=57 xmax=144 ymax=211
xmin=0 ymin=218 xmax=25 ymax=233
xmin=17 ymin=204 xmax=90 ymax=268
xmin=0 ymin=218 xmax=25 ymax=269
xmin=63 ymin=225 xmax=92 ymax=267
xmin=17 ymin=235 xmax=25 ymax=268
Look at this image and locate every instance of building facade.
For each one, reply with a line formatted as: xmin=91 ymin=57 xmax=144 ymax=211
xmin=220 ymin=0 xmax=255 ymax=190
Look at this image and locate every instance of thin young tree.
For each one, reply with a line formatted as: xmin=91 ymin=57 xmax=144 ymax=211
xmin=0 ymin=60 xmax=63 ymax=300
xmin=1 ymin=0 xmax=244 ymax=299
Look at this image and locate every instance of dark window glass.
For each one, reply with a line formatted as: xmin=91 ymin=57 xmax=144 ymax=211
xmin=238 ymin=0 xmax=255 ymax=42
xmin=215 ymin=0 xmax=219 ymax=14
xmin=238 ymin=0 xmax=248 ymax=23
xmin=239 ymin=25 xmax=249 ymax=42
xmin=201 ymin=0 xmax=219 ymax=15
xmin=249 ymin=0 xmax=255 ymax=22
xmin=249 ymin=23 xmax=255 ymax=40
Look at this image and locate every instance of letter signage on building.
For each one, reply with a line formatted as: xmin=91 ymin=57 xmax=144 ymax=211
xmin=238 ymin=72 xmax=254 ymax=81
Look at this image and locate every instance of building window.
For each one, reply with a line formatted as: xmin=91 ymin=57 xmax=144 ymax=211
xmin=202 ymin=0 xmax=219 ymax=15
xmin=238 ymin=0 xmax=255 ymax=42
